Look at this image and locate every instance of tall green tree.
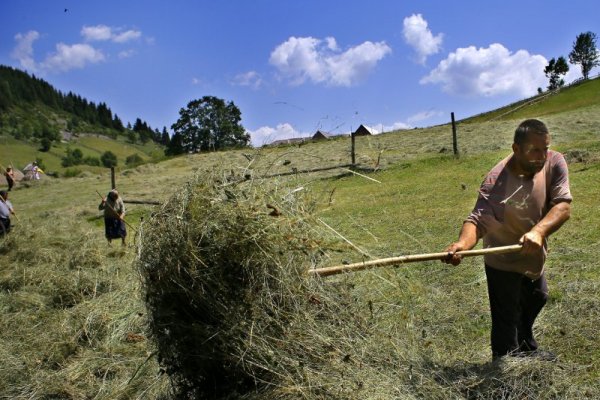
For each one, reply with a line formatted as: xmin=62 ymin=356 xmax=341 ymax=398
xmin=171 ymin=96 xmax=249 ymax=153
xmin=112 ymin=114 xmax=125 ymax=132
xmin=101 ymin=151 xmax=118 ymax=168
xmin=161 ymin=126 xmax=171 ymax=146
xmin=544 ymin=56 xmax=569 ymax=90
xmin=165 ymin=132 xmax=184 ymax=156
xmin=569 ymin=31 xmax=599 ymax=80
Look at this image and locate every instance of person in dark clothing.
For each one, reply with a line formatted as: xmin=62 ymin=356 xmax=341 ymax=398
xmin=443 ymin=119 xmax=572 ymax=361
xmin=4 ymin=167 xmax=15 ymax=191
xmin=98 ymin=189 xmax=127 ymax=246
xmin=0 ymin=190 xmax=15 ymax=236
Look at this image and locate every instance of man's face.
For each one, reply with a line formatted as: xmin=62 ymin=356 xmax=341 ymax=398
xmin=513 ymin=132 xmax=550 ymax=175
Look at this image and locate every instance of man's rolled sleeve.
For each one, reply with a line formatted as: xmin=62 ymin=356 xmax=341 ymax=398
xmin=549 ymin=153 xmax=573 ymax=206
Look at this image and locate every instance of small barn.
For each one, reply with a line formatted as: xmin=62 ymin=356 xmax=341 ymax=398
xmin=353 ymin=124 xmax=378 ymax=136
xmin=312 ymin=130 xmax=330 ymax=141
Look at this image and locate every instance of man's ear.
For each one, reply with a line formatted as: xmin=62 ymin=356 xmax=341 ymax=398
xmin=512 ymin=142 xmax=519 ymax=154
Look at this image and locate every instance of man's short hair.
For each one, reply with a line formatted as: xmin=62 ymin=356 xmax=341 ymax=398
xmin=514 ymin=119 xmax=549 ymax=145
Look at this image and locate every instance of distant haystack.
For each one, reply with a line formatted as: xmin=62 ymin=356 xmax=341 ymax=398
xmin=136 ymin=171 xmax=367 ymax=398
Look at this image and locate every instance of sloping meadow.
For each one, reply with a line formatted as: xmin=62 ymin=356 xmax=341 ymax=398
xmin=135 ymin=154 xmax=600 ymax=399
xmin=2 ymin=103 xmax=599 ymax=399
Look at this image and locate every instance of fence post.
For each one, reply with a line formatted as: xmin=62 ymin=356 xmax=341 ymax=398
xmin=351 ymin=131 xmax=356 ymax=166
xmin=451 ymin=112 xmax=459 ymax=157
xmin=110 ymin=167 xmax=116 ymax=189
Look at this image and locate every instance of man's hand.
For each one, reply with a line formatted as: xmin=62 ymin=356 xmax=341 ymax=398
xmin=520 ymin=201 xmax=570 ymax=255
xmin=519 ymin=229 xmax=544 ymax=254
xmin=442 ymin=242 xmax=466 ymax=266
xmin=442 ymin=222 xmax=479 ymax=266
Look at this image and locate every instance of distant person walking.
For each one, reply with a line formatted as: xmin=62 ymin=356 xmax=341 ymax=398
xmin=4 ymin=167 xmax=15 ymax=191
xmin=0 ymin=190 xmax=16 ymax=236
xmin=443 ymin=119 xmax=572 ymax=361
xmin=32 ymin=162 xmax=40 ymax=180
xmin=98 ymin=189 xmax=127 ymax=246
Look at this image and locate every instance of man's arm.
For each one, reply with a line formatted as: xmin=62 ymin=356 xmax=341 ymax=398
xmin=520 ymin=201 xmax=571 ymax=254
xmin=442 ymin=221 xmax=480 ymax=266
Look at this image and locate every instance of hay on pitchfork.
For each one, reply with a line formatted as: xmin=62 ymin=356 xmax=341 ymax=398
xmin=136 ymin=171 xmax=366 ymax=399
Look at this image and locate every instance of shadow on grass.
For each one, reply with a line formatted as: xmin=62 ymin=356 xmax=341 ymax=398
xmin=428 ymin=358 xmax=558 ymax=400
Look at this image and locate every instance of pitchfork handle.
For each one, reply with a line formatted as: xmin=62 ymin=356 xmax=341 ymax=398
xmin=310 ymin=244 xmax=523 ymax=277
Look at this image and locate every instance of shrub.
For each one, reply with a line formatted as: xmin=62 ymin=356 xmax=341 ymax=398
xmin=61 ymin=148 xmax=84 ymax=167
xmin=39 ymin=137 xmax=52 ymax=152
xmin=100 ymin=151 xmax=117 ymax=168
xmin=83 ymin=156 xmax=100 ymax=166
xmin=125 ymin=153 xmax=144 ymax=167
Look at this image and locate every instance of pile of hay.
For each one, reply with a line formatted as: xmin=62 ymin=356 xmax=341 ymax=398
xmin=136 ymin=172 xmax=366 ymax=399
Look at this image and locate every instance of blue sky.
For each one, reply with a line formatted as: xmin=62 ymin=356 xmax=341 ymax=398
xmin=1 ymin=1 xmax=599 ymax=146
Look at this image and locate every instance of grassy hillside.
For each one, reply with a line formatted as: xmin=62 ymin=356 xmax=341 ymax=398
xmin=1 ymin=65 xmax=166 ymax=176
xmin=0 ymin=130 xmax=165 ymax=177
xmin=1 ymin=86 xmax=599 ymax=398
xmin=464 ymin=76 xmax=600 ymax=123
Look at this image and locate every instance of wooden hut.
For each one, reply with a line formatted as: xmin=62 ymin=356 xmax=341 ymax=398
xmin=312 ymin=130 xmax=330 ymax=140
xmin=353 ymin=124 xmax=378 ymax=136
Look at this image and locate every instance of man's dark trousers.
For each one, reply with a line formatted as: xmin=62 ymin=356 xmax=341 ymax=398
xmin=485 ymin=265 xmax=549 ymax=359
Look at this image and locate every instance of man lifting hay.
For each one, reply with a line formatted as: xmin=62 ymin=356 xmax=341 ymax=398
xmin=443 ymin=119 xmax=572 ymax=361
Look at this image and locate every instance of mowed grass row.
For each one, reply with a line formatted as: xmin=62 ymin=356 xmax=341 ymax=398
xmin=1 ymin=102 xmax=600 ymax=398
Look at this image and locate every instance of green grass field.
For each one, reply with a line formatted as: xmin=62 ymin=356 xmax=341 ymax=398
xmin=1 ymin=78 xmax=600 ymax=399
xmin=0 ymin=130 xmax=164 ymax=178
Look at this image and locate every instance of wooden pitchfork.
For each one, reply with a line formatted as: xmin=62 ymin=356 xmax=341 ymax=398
xmin=309 ymin=244 xmax=523 ymax=277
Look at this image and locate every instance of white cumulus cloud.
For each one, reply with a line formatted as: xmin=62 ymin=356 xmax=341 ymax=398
xmin=11 ymin=25 xmax=140 ymax=74
xmin=11 ymin=30 xmax=40 ymax=71
xmin=113 ymin=30 xmax=142 ymax=43
xmin=421 ymin=43 xmax=547 ymax=97
xmin=41 ymin=43 xmax=105 ymax=72
xmin=381 ymin=121 xmax=411 ymax=131
xmin=403 ymin=14 xmax=443 ymax=64
xmin=81 ymin=25 xmax=112 ymax=41
xmin=82 ymin=25 xmax=142 ymax=43
xmin=269 ymin=36 xmax=391 ymax=86
xmin=247 ymin=123 xmax=307 ymax=147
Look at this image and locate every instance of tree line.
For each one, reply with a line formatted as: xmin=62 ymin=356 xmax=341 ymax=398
xmin=0 ymin=65 xmax=167 ymax=150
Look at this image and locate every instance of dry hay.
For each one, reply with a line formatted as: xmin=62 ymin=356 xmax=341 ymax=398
xmin=136 ymin=171 xmax=368 ymax=399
